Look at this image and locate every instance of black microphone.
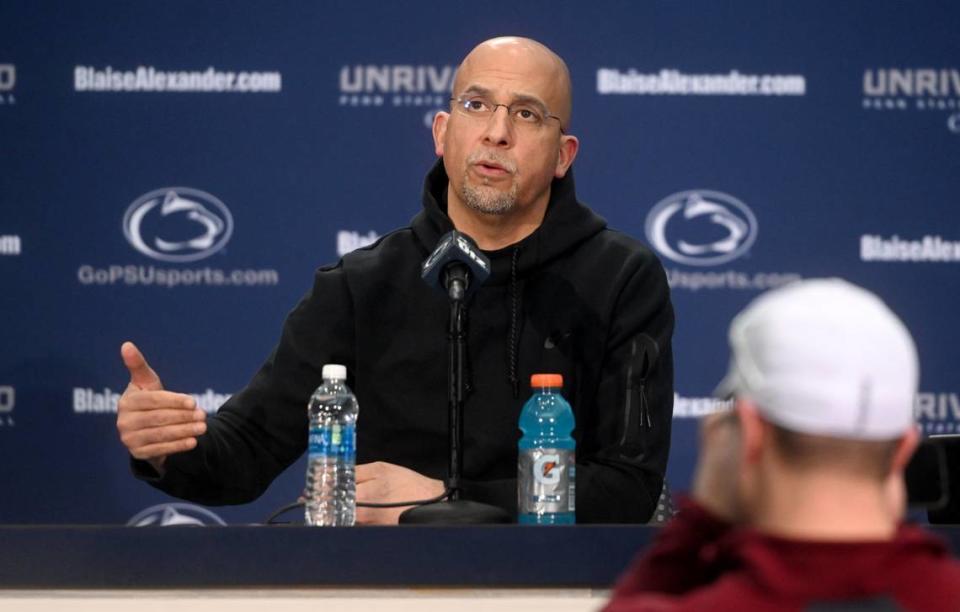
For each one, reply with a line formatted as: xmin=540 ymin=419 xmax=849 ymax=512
xmin=421 ymin=231 xmax=491 ymax=302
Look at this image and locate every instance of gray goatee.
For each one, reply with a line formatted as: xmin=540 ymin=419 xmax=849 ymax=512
xmin=460 ymin=155 xmax=519 ymax=215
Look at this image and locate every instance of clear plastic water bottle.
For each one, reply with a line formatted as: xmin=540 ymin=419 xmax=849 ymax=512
xmin=305 ymin=364 xmax=358 ymax=526
xmin=518 ymin=373 xmax=576 ymax=525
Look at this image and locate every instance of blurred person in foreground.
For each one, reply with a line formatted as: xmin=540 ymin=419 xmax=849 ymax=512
xmin=604 ymin=278 xmax=960 ymax=612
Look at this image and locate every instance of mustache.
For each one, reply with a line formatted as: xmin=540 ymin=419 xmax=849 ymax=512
xmin=466 ymin=152 xmax=518 ymax=174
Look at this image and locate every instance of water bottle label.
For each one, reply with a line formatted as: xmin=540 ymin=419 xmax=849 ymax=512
xmin=341 ymin=423 xmax=356 ymax=462
xmin=518 ymin=448 xmax=575 ymax=514
xmin=308 ymin=423 xmax=356 ymax=461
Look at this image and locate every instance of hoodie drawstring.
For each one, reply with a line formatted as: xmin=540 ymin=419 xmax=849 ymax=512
xmin=508 ymin=246 xmax=522 ymax=399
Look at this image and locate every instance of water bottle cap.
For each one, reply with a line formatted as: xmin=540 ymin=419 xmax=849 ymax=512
xmin=321 ymin=364 xmax=347 ymax=380
xmin=530 ymin=373 xmax=563 ymax=389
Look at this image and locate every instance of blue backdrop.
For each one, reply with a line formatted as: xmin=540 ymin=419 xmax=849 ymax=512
xmin=1 ymin=1 xmax=958 ymax=524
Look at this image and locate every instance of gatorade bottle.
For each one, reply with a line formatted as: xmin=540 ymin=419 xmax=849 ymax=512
xmin=518 ymin=373 xmax=576 ymax=525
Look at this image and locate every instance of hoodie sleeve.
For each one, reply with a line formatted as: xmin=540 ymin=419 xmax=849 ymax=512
xmin=577 ymin=248 xmax=675 ymax=523
xmin=132 ymin=263 xmax=356 ymax=505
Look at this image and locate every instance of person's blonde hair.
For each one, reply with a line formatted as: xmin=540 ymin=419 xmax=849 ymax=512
xmin=769 ymin=425 xmax=899 ymax=480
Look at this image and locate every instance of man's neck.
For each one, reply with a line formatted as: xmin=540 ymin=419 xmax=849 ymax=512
xmin=750 ymin=470 xmax=899 ymax=541
xmin=446 ymin=186 xmax=549 ymax=251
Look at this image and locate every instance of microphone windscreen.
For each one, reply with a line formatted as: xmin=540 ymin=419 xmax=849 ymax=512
xmin=421 ymin=231 xmax=491 ymax=300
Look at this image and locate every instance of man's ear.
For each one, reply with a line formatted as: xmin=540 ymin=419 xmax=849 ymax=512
xmin=554 ymin=134 xmax=579 ymax=178
xmin=891 ymin=425 xmax=921 ymax=474
xmin=433 ymin=111 xmax=449 ymax=157
xmin=736 ymin=398 xmax=767 ymax=466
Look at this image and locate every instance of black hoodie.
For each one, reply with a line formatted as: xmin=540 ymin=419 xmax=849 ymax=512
xmin=138 ymin=160 xmax=674 ymax=523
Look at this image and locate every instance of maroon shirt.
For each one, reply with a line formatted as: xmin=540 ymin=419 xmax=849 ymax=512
xmin=605 ymin=499 xmax=960 ymax=612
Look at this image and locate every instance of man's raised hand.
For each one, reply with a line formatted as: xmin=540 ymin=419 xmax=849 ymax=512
xmin=116 ymin=341 xmax=206 ymax=472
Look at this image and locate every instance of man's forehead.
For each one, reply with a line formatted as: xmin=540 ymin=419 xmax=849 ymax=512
xmin=457 ymin=39 xmax=560 ymax=83
xmin=459 ymin=82 xmax=550 ymax=106
xmin=454 ymin=64 xmax=563 ymax=109
xmin=453 ymin=37 xmax=572 ymax=122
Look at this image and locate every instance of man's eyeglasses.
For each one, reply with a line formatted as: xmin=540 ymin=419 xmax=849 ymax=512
xmin=450 ymin=94 xmax=564 ymax=133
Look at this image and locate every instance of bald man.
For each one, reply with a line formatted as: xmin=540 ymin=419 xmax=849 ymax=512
xmin=117 ymin=37 xmax=675 ymax=524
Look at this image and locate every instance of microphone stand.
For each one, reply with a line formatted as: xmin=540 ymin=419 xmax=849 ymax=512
xmin=399 ymin=266 xmax=511 ymax=524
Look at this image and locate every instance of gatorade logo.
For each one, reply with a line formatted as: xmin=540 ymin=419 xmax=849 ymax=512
xmin=534 ymin=454 xmax=561 ymax=485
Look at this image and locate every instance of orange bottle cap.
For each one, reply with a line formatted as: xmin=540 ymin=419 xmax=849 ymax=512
xmin=530 ymin=373 xmax=563 ymax=388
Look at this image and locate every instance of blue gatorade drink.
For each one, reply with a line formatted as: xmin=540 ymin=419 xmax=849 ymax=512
xmin=518 ymin=373 xmax=575 ymax=525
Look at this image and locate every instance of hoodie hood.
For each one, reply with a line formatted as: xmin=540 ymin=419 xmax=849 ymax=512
xmin=411 ymin=158 xmax=609 ymax=397
xmin=411 ymin=158 xmax=607 ymax=285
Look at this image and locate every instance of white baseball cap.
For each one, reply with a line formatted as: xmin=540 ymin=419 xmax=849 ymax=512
xmin=714 ymin=278 xmax=918 ymax=440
